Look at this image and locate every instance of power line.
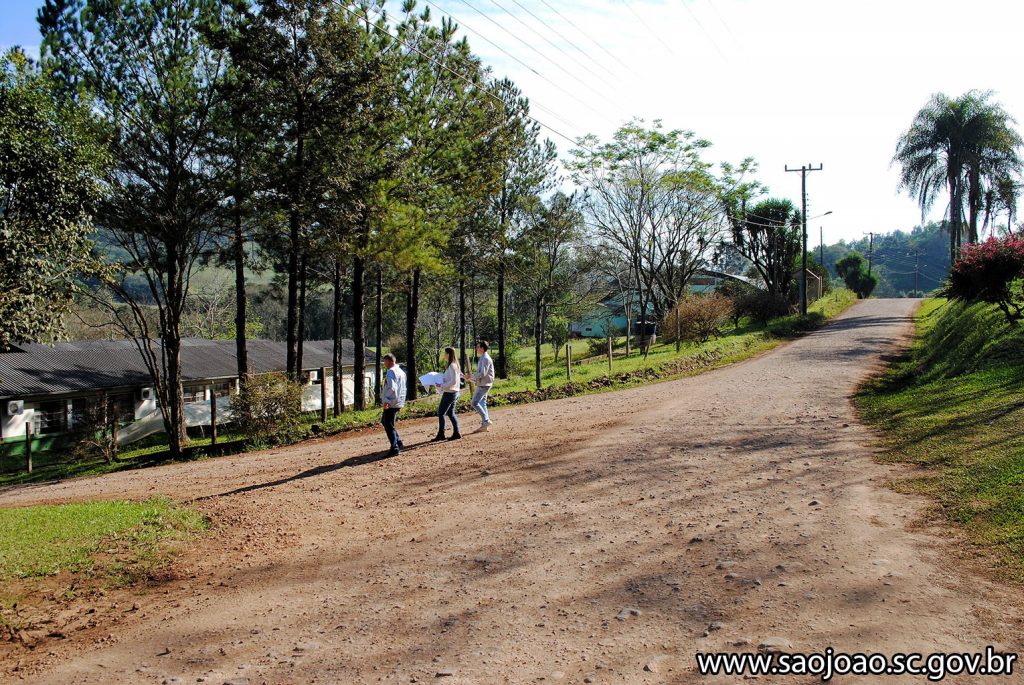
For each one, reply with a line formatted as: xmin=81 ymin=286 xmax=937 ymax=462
xmin=619 ymin=0 xmax=676 ymax=56
xmin=678 ymin=0 xmax=727 ymax=59
xmin=436 ymin=0 xmax=620 ymax=117
xmin=489 ymin=0 xmax=618 ymax=84
xmin=704 ymin=0 xmax=739 ymax=42
xmin=534 ymin=0 xmax=631 ymax=71
xmin=418 ymin=0 xmax=608 ymax=123
xmin=336 ymin=2 xmax=587 ymax=150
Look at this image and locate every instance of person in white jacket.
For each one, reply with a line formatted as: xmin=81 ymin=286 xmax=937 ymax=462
xmin=463 ymin=340 xmax=495 ymax=432
xmin=431 ymin=347 xmax=462 ymax=442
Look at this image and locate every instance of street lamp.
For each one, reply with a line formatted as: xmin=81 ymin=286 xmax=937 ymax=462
xmin=801 ymin=210 xmax=833 ymax=315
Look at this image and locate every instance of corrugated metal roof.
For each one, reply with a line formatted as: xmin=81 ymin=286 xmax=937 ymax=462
xmin=0 ymin=338 xmax=371 ymax=399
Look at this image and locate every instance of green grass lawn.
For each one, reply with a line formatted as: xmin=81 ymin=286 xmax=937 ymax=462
xmin=2 ymin=290 xmax=857 ymax=486
xmin=0 ymin=498 xmax=207 ymax=581
xmin=856 ymin=297 xmax=1024 ymax=581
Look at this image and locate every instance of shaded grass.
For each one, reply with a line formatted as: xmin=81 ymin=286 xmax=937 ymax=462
xmin=856 ymin=298 xmax=1024 ymax=581
xmin=0 ymin=498 xmax=207 ymax=581
xmin=4 ymin=290 xmax=856 ymax=486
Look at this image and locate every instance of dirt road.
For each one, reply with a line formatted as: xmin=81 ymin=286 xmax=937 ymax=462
xmin=3 ymin=298 xmax=1022 ymax=684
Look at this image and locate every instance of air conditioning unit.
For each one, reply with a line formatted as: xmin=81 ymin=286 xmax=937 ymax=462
xmin=6 ymin=400 xmax=24 ymax=416
xmin=140 ymin=387 xmax=154 ymax=401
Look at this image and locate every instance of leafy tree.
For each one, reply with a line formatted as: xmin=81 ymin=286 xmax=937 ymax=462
xmin=40 ymin=0 xmax=228 ymax=458
xmin=547 ymin=314 xmax=569 ymax=362
xmin=653 ymin=166 xmax=724 ymax=350
xmin=835 ymin=251 xmax=878 ymax=298
xmin=490 ymin=80 xmax=557 ymax=378
xmin=726 ymin=198 xmax=802 ymax=298
xmin=0 ymin=48 xmax=108 ymax=349
xmin=516 ymin=192 xmax=591 ymax=389
xmin=569 ymin=120 xmax=713 ymax=357
xmin=894 ymin=91 xmax=1023 ymax=263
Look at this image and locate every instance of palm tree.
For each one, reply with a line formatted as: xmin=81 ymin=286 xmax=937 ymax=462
xmin=893 ymin=91 xmax=1022 ymax=262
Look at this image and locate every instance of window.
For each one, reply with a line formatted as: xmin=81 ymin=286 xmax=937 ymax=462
xmin=34 ymin=401 xmax=67 ymax=435
xmin=183 ymin=385 xmax=206 ymax=404
xmin=210 ymin=381 xmax=235 ymax=398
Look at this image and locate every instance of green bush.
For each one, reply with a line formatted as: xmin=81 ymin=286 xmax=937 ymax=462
xmin=735 ymin=289 xmax=791 ymax=326
xmin=230 ymin=374 xmax=304 ymax=445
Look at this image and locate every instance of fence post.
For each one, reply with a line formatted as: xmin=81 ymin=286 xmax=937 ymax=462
xmin=566 ymin=344 xmax=571 ymax=381
xmin=607 ymin=335 xmax=613 ymax=373
xmin=320 ymin=367 xmax=328 ymax=422
xmin=25 ymin=423 xmax=32 ymax=474
xmin=210 ymin=391 xmax=218 ymax=446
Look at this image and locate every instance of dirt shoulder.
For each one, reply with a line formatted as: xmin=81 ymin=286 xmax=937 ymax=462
xmin=2 ymin=298 xmax=1022 ymax=684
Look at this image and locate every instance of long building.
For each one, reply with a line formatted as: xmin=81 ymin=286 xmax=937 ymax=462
xmin=0 ymin=338 xmax=376 ymax=457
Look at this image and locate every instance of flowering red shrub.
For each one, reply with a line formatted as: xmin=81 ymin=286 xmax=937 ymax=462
xmin=945 ymin=236 xmax=1024 ymax=323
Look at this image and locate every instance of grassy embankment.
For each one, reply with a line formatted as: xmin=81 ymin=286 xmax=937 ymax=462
xmin=856 ymin=298 xmax=1024 ymax=581
xmin=2 ymin=289 xmax=856 ymax=486
xmin=0 ymin=498 xmax=207 ymax=638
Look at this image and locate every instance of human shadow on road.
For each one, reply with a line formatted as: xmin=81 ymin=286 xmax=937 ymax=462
xmin=205 ymin=440 xmax=435 ymax=499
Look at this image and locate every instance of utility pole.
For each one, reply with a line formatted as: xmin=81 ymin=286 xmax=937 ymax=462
xmin=819 ymin=226 xmax=824 ymax=269
xmin=786 ymin=163 xmax=823 ymax=315
xmin=910 ymin=250 xmax=921 ymax=297
xmin=866 ymin=232 xmax=875 ymax=275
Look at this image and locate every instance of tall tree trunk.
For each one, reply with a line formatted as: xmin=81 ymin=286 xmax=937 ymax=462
xmin=286 ymin=106 xmax=305 ymax=379
xmin=968 ymin=169 xmax=981 ymax=245
xmin=233 ymin=160 xmax=248 ymax=382
xmin=949 ymin=176 xmax=962 ymax=264
xmin=497 ymin=261 xmax=507 ymax=379
xmin=469 ymin=271 xmax=479 ymax=364
xmin=286 ymin=212 xmax=300 ymax=378
xmin=374 ymin=266 xmax=383 ymax=406
xmin=164 ymin=246 xmax=189 ymax=458
xmin=332 ymin=259 xmax=343 ymax=417
xmin=297 ymin=256 xmax=308 ymax=379
xmin=459 ymin=264 xmax=467 ymax=370
xmin=352 ymin=254 xmax=366 ymax=411
xmin=534 ymin=300 xmax=543 ymax=390
xmin=405 ymin=268 xmax=421 ymax=401
xmin=674 ymin=295 xmax=682 ymax=353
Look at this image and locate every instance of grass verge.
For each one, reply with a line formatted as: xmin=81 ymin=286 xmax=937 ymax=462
xmin=3 ymin=290 xmax=857 ymax=486
xmin=855 ymin=298 xmax=1024 ymax=581
xmin=0 ymin=498 xmax=207 ymax=582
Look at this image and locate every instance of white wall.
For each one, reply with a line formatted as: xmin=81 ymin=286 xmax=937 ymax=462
xmin=1 ymin=403 xmax=35 ymax=441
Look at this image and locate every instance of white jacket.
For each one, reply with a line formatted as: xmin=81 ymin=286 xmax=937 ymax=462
xmin=471 ymin=353 xmax=495 ymax=387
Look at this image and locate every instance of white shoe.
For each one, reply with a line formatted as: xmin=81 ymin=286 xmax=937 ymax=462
xmin=481 ymin=420 xmax=493 ymax=432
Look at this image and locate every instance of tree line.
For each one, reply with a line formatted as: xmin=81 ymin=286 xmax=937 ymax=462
xmin=2 ymin=0 xmax=821 ymax=459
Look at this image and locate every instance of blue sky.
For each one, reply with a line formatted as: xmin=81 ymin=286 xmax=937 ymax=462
xmin=5 ymin=0 xmax=1024 ymax=244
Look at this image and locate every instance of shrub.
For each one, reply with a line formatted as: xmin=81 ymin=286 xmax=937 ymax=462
xmin=547 ymin=315 xmax=570 ymax=361
xmin=230 ymin=374 xmax=304 ymax=444
xmin=835 ymin=251 xmax=878 ymax=298
xmin=734 ymin=289 xmax=790 ymax=326
xmin=663 ymin=293 xmax=735 ymax=344
xmin=944 ymin=236 xmax=1024 ymax=323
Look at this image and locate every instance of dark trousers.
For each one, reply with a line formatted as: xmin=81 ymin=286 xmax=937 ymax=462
xmin=437 ymin=391 xmax=460 ymax=435
xmin=382 ymin=407 xmax=401 ymax=450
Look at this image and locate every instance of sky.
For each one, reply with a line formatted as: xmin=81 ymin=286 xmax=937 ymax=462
xmin=4 ymin=0 xmax=1024 ymax=244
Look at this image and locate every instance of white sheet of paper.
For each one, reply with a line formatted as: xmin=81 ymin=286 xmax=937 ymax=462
xmin=418 ymin=371 xmax=444 ymax=389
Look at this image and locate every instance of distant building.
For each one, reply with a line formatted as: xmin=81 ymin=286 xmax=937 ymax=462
xmin=0 ymin=338 xmax=375 ymax=457
xmin=570 ymin=269 xmax=754 ymax=338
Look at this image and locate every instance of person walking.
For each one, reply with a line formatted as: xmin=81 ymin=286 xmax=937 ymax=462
xmin=380 ymin=353 xmax=406 ymax=457
xmin=464 ymin=340 xmax=495 ymax=433
xmin=432 ymin=346 xmax=462 ymax=442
